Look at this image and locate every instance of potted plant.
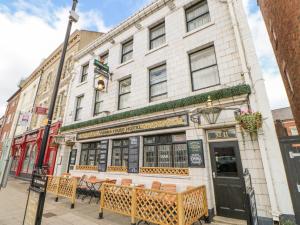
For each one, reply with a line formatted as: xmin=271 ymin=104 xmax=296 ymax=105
xmin=236 ymin=110 xmax=262 ymax=135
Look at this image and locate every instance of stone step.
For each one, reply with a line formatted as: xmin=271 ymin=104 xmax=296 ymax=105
xmin=212 ymin=216 xmax=247 ymax=225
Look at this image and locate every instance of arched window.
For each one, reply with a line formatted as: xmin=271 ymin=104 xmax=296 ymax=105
xmin=62 ymin=56 xmax=73 ymax=79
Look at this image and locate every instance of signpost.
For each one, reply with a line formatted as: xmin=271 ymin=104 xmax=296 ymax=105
xmin=22 ymin=1 xmax=79 ymax=224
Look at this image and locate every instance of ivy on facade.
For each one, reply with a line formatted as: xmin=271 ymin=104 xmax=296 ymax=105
xmin=60 ymin=84 xmax=251 ymax=132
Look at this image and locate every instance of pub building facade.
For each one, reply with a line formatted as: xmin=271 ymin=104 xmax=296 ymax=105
xmin=57 ymin=0 xmax=295 ymax=224
xmin=10 ymin=122 xmax=61 ymax=178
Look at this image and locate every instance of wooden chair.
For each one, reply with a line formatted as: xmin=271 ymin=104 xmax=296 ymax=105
xmin=121 ymin=179 xmax=132 ymax=186
xmin=161 ymin=184 xmax=177 ymax=192
xmin=186 ymin=186 xmax=195 ymax=191
xmin=151 ymin=181 xmax=161 ymax=190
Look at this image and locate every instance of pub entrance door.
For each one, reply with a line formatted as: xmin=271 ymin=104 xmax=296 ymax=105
xmin=209 ymin=141 xmax=246 ymax=220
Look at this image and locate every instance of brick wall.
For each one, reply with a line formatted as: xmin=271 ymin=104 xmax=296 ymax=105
xmin=259 ymin=0 xmax=300 ymax=132
xmin=0 ymin=92 xmax=20 ymax=153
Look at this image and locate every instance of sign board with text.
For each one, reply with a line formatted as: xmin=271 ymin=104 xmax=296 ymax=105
xmin=187 ymin=140 xmax=205 ymax=168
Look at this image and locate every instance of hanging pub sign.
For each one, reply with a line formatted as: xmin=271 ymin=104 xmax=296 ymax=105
xmin=128 ymin=137 xmax=140 ymax=173
xmin=77 ymin=113 xmax=189 ymax=141
xmin=23 ymin=173 xmax=48 ymax=225
xmin=98 ymin=140 xmax=109 ymax=172
xmin=35 ymin=107 xmax=48 ymax=115
xmin=94 ymin=59 xmax=110 ymax=76
xmin=187 ymin=140 xmax=205 ymax=168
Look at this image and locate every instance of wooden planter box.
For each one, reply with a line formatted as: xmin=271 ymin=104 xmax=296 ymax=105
xmin=99 ymin=183 xmax=208 ymax=225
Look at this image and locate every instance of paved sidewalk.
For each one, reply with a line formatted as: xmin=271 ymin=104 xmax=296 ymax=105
xmin=0 ymin=178 xmax=130 ymax=225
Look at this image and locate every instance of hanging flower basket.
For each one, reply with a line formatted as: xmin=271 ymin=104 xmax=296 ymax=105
xmin=235 ymin=111 xmax=262 ymax=133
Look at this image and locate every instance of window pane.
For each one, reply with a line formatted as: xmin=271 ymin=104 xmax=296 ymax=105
xmin=192 ymin=65 xmax=219 ymax=90
xmin=80 ymin=150 xmax=88 ymax=165
xmin=88 ymin=150 xmax=96 ymax=165
xmin=119 ymin=93 xmax=130 ymax=109
xmin=120 ymin=78 xmax=131 ymax=94
xmin=214 ymin=147 xmax=238 ymax=177
xmin=173 ymin=144 xmax=188 ymax=168
xmin=112 ymin=148 xmax=122 ymax=166
xmin=94 ymin=102 xmax=103 ymax=115
xmin=144 ymin=146 xmax=156 ymax=167
xmin=123 ymin=41 xmax=133 ymax=54
xmin=75 ymin=108 xmax=82 ymax=121
xmin=150 ymin=65 xmax=167 ymax=85
xmin=122 ymin=147 xmax=129 ymax=167
xmin=82 ymin=64 xmax=89 ymax=74
xmin=76 ymin=96 xmax=83 ymax=107
xmin=190 ymin=47 xmax=216 ymax=71
xmin=113 ymin=140 xmax=122 ymax=147
xmin=144 ymin=137 xmax=156 ymax=144
xmin=186 ymin=2 xmax=209 ymax=22
xmin=122 ymin=52 xmax=133 ymax=62
xmin=151 ymin=94 xmax=167 ymax=102
xmin=150 ymin=23 xmax=165 ymax=40
xmin=150 ymin=81 xmax=167 ymax=97
xmin=187 ymin=13 xmax=210 ymax=31
xmin=151 ymin=36 xmax=166 ymax=49
xmin=157 ymin=145 xmax=172 ymax=167
xmin=172 ymin=134 xmax=186 ymax=142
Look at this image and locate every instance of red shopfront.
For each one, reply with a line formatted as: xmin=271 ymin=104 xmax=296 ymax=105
xmin=10 ymin=122 xmax=61 ymax=178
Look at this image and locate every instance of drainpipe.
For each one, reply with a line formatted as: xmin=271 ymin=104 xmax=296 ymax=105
xmin=224 ymin=0 xmax=281 ymax=220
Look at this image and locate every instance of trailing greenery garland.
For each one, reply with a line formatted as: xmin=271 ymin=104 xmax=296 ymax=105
xmin=60 ymin=84 xmax=251 ymax=132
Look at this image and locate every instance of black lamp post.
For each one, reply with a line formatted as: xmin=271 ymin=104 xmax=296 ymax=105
xmin=23 ymin=1 xmax=79 ymax=225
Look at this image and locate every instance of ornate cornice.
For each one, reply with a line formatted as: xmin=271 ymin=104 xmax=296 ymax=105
xmin=20 ymin=31 xmax=81 ymax=90
xmin=75 ymin=0 xmax=175 ymax=60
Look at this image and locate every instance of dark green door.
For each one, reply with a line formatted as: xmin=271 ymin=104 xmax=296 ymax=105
xmin=209 ymin=141 xmax=246 ymax=220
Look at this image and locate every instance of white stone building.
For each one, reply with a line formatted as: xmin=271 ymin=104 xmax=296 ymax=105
xmin=58 ymin=0 xmax=294 ymax=224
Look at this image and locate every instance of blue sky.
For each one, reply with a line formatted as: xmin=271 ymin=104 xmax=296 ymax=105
xmin=0 ymin=0 xmax=288 ymax=115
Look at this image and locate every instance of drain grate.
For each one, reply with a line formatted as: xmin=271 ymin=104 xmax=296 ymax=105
xmin=43 ymin=212 xmax=57 ymax=218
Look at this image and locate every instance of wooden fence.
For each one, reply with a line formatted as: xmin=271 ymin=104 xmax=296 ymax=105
xmin=47 ymin=176 xmax=78 ymax=208
xmin=99 ymin=184 xmax=208 ymax=225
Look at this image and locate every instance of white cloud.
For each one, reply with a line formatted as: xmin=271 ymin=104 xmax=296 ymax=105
xmin=242 ymin=0 xmax=289 ymax=109
xmin=0 ymin=2 xmax=109 ymax=115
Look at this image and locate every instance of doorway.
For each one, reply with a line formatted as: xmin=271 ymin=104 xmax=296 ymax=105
xmin=209 ymin=141 xmax=246 ymax=220
xmin=67 ymin=149 xmax=77 ymax=172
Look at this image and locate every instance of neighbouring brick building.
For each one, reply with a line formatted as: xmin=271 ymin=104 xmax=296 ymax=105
xmin=272 ymin=107 xmax=298 ymax=137
xmin=9 ymin=30 xmax=102 ymax=180
xmin=0 ymin=89 xmax=21 ymax=156
xmin=258 ymin=0 xmax=300 ymax=133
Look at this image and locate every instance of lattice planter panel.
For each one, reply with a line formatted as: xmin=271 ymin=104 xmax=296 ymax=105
xmin=46 ymin=176 xmax=60 ymax=194
xmin=139 ymin=167 xmax=189 ymax=176
xmin=107 ymin=166 xmax=128 ymax=173
xmin=99 ymin=184 xmax=208 ymax=225
xmin=182 ymin=186 xmax=209 ymax=225
xmin=100 ymin=184 xmax=134 ymax=217
xmin=135 ymin=188 xmax=179 ymax=225
xmin=46 ymin=176 xmax=77 ymax=208
xmin=75 ymin=165 xmax=98 ymax=171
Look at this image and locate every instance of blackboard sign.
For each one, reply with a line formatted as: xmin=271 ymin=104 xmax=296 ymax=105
xmin=128 ymin=137 xmax=139 ymax=173
xmin=187 ymin=140 xmax=205 ymax=168
xmin=98 ymin=140 xmax=108 ymax=172
xmin=23 ymin=174 xmax=47 ymax=225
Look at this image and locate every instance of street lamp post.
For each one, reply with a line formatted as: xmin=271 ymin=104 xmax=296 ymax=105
xmin=22 ymin=1 xmax=79 ymax=225
xmin=37 ymin=0 xmax=79 ymax=170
